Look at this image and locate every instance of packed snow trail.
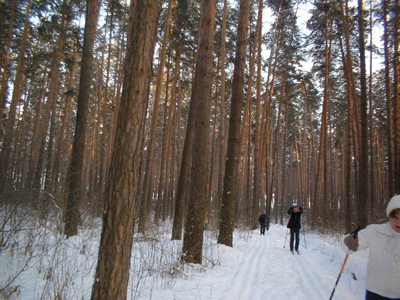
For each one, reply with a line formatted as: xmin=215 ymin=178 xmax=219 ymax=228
xmin=214 ymin=227 xmax=356 ymax=300
xmin=149 ymin=224 xmax=364 ymax=300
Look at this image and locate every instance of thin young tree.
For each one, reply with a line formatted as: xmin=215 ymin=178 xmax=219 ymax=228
xmin=382 ymin=0 xmax=394 ymax=197
xmin=252 ymin=0 xmax=263 ymax=229
xmin=311 ymin=1 xmax=332 ymax=228
xmin=357 ymin=0 xmax=369 ymax=227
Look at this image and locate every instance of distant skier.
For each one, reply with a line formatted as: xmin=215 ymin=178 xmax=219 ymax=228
xmin=258 ymin=211 xmax=268 ymax=235
xmin=287 ymin=203 xmax=303 ymax=254
xmin=341 ymin=195 xmax=400 ymax=300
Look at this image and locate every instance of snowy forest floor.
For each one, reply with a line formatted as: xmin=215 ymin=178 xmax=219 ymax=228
xmin=145 ymin=225 xmax=367 ymax=300
xmin=1 ymin=213 xmax=369 ymax=300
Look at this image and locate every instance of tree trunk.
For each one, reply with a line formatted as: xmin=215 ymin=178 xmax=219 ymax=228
xmin=382 ymin=0 xmax=394 ymax=197
xmin=0 ymin=0 xmax=16 ymax=137
xmin=252 ymin=0 xmax=263 ymax=229
xmin=65 ymin=0 xmax=102 ymax=237
xmin=25 ymin=67 xmax=46 ymax=191
xmin=52 ymin=55 xmax=77 ymax=194
xmin=392 ymin=0 xmax=400 ymax=195
xmin=357 ymin=0 xmax=369 ymax=227
xmin=181 ymin=0 xmax=217 ymax=263
xmin=42 ymin=1 xmax=69 ymax=214
xmin=0 ymin=0 xmax=32 ymax=189
xmin=312 ymin=9 xmax=330 ymax=229
xmin=217 ymin=0 xmax=251 ymax=247
xmin=98 ymin=6 xmax=115 ymax=209
xmin=368 ymin=1 xmax=375 ymax=219
xmin=154 ymin=64 xmax=171 ymax=223
xmin=139 ymin=0 xmax=174 ymax=232
xmin=90 ymin=0 xmax=161 ymax=297
xmin=216 ymin=0 xmax=228 ymax=220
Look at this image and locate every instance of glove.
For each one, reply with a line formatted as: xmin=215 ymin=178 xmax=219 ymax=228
xmin=344 ymin=235 xmax=359 ymax=252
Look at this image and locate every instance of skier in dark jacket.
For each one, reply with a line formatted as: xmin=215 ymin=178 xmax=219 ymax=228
xmin=258 ymin=211 xmax=268 ymax=235
xmin=287 ymin=203 xmax=303 ymax=254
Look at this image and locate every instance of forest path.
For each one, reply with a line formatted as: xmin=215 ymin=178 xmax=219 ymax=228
xmin=215 ymin=226 xmax=357 ymax=300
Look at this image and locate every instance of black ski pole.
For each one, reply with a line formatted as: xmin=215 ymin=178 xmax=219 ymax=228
xmin=284 ymin=228 xmax=289 ymax=248
xmin=329 ymin=226 xmax=361 ymax=300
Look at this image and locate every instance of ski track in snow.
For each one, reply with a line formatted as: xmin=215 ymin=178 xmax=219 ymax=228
xmin=216 ymin=229 xmax=357 ymax=300
xmin=219 ymin=234 xmax=265 ymax=300
xmin=292 ymin=250 xmax=330 ymax=299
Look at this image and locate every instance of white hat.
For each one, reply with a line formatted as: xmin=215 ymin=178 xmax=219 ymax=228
xmin=386 ymin=195 xmax=400 ymax=217
xmin=292 ymin=203 xmax=298 ymax=207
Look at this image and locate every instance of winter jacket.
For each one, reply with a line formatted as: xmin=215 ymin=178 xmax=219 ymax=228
xmin=340 ymin=223 xmax=400 ymax=298
xmin=259 ymin=213 xmax=268 ymax=225
xmin=287 ymin=207 xmax=303 ymax=229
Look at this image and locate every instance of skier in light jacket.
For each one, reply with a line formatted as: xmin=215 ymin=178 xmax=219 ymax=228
xmin=341 ymin=195 xmax=400 ymax=300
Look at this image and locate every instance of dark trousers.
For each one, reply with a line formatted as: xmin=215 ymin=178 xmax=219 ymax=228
xmin=290 ymin=228 xmax=300 ymax=251
xmin=260 ymin=224 xmax=266 ymax=235
xmin=366 ymin=290 xmax=400 ymax=300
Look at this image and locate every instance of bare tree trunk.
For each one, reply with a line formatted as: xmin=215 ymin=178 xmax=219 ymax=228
xmin=41 ymin=1 xmax=70 ymax=214
xmin=139 ymin=0 xmax=174 ymax=232
xmin=209 ymin=61 xmax=219 ymax=223
xmin=171 ymin=69 xmax=196 ymax=240
xmin=392 ymin=0 xmax=400 ymax=195
xmin=181 ymin=0 xmax=217 ymax=263
xmin=90 ymin=0 xmax=161 ymax=297
xmin=382 ymin=0 xmax=394 ymax=197
xmin=252 ymin=0 xmax=263 ymax=229
xmin=26 ymin=68 xmax=47 ymax=190
xmin=0 ymin=0 xmax=32 ymax=189
xmin=154 ymin=64 xmax=171 ymax=223
xmin=98 ymin=6 xmax=115 ymax=209
xmin=368 ymin=1 xmax=375 ymax=219
xmin=357 ymin=0 xmax=369 ymax=227
xmin=65 ymin=0 xmax=102 ymax=237
xmin=217 ymin=0 xmax=251 ymax=247
xmin=345 ymin=104 xmax=353 ymax=233
xmin=52 ymin=55 xmax=77 ymax=193
xmin=0 ymin=0 xmax=16 ymax=137
xmin=312 ymin=9 xmax=331 ymax=229
xmin=159 ymin=55 xmax=180 ymax=223
xmin=216 ymin=0 xmax=228 ymax=220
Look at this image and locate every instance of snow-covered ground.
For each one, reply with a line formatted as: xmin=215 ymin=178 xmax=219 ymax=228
xmin=1 ymin=217 xmax=369 ymax=300
xmin=146 ymin=224 xmax=368 ymax=300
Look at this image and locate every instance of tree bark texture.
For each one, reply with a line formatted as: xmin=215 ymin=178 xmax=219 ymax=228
xmin=218 ymin=0 xmax=251 ymax=247
xmin=181 ymin=0 xmax=217 ymax=263
xmin=65 ymin=0 xmax=102 ymax=237
xmin=90 ymin=0 xmax=161 ymax=298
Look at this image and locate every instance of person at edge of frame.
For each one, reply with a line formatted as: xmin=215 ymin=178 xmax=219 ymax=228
xmin=341 ymin=195 xmax=400 ymax=300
